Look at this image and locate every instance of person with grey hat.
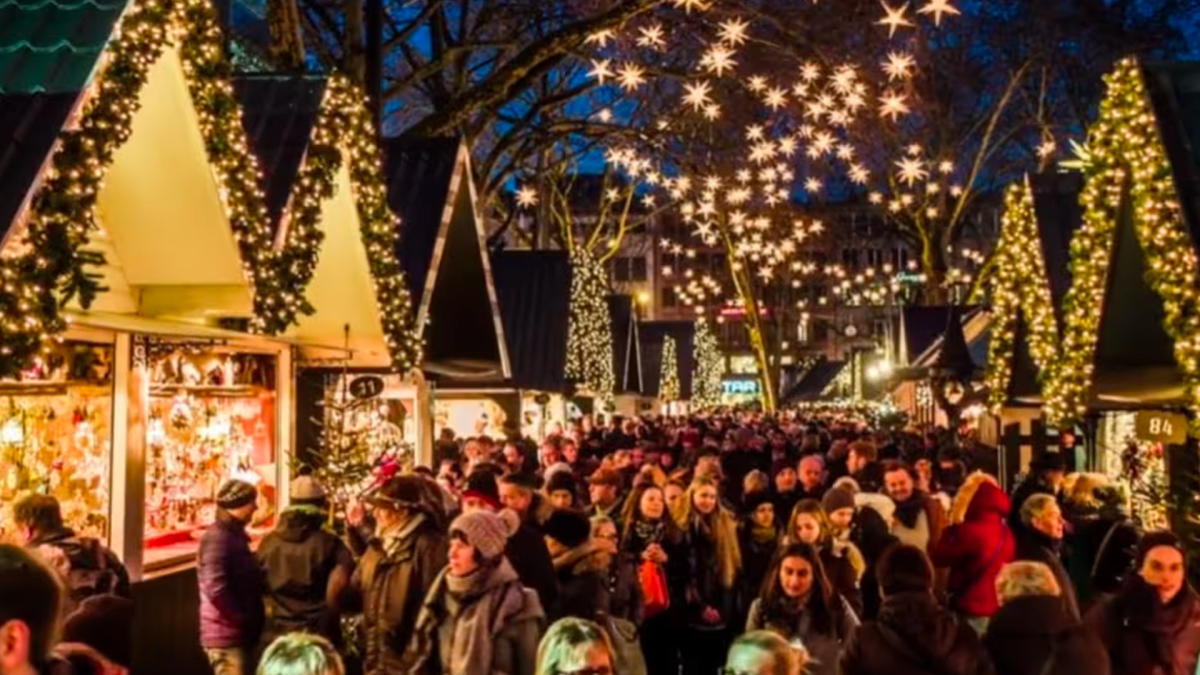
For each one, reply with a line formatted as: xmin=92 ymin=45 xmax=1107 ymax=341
xmin=256 ymin=474 xmax=354 ymax=649
xmin=343 ymin=474 xmax=447 ymax=675
xmin=199 ymin=479 xmax=265 ymax=675
xmin=404 ymin=509 xmax=545 ymax=674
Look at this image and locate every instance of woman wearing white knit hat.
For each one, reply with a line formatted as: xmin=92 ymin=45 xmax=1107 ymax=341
xmin=403 ymin=509 xmax=545 ymax=674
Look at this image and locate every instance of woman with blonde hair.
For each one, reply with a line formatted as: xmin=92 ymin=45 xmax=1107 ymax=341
xmin=673 ymin=475 xmax=742 ymax=675
xmin=784 ymin=499 xmax=863 ymax=614
xmin=723 ymin=630 xmax=808 ymax=675
xmin=534 ymin=617 xmax=615 ymax=675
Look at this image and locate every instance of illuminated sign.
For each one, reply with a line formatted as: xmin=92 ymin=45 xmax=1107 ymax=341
xmin=723 ymin=379 xmax=761 ymax=395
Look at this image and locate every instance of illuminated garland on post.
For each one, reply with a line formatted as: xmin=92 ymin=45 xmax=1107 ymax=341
xmin=1043 ymin=57 xmax=1200 ymax=431
xmin=270 ymin=74 xmax=422 ymax=371
xmin=0 ymin=0 xmax=313 ymax=377
xmin=983 ymin=178 xmax=1059 ymax=413
xmin=692 ymin=319 xmax=723 ymax=407
xmin=659 ymin=334 xmax=680 ymax=402
xmin=565 ymin=252 xmax=615 ymax=404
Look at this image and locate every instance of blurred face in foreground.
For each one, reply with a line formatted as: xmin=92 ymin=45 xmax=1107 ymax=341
xmin=1141 ymin=545 xmax=1185 ymax=604
xmin=884 ymin=468 xmax=914 ymax=503
xmin=639 ymin=487 xmax=665 ymax=521
xmin=780 ymin=555 xmax=814 ymax=599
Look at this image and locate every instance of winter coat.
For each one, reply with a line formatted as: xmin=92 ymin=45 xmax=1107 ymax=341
xmin=622 ymin=516 xmax=692 ymax=612
xmin=197 ymin=512 xmax=264 ymax=649
xmin=739 ymin=524 xmax=779 ymax=602
xmin=1008 ymin=475 xmax=1056 ymax=538
xmin=931 ymin=472 xmax=1014 ymax=618
xmin=849 ymin=506 xmax=898 ymax=621
xmin=505 ymin=522 xmax=558 ymax=610
xmin=684 ymin=518 xmax=737 ymax=628
xmin=345 ymin=514 xmax=447 ymax=674
xmin=746 ymin=596 xmax=855 ymax=675
xmin=256 ymin=507 xmax=354 ymax=646
xmin=404 ymin=558 xmax=544 ymax=675
xmin=549 ymin=541 xmax=611 ymax=622
xmin=1065 ymin=506 xmax=1138 ymax=607
xmin=984 ymin=594 xmax=1110 ymax=675
xmin=28 ymin=528 xmax=131 ymax=608
xmin=1084 ymin=579 xmax=1200 ymax=675
xmin=1015 ymin=528 xmax=1080 ymax=621
xmin=891 ymin=491 xmax=947 ymax=554
xmin=838 ymin=591 xmax=995 ymax=675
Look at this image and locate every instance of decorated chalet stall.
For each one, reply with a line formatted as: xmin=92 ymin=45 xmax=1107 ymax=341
xmin=888 ymin=306 xmax=982 ymax=423
xmin=231 ymin=74 xmax=427 ymax=472
xmin=383 ymin=137 xmax=514 ymax=442
xmin=490 ymin=249 xmax=572 ymax=440
xmin=0 ymin=0 xmax=345 ymax=669
xmin=638 ymin=320 xmax=696 ymax=413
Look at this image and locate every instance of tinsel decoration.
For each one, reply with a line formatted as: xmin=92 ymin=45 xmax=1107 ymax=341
xmin=565 ymin=252 xmax=615 ymax=404
xmin=659 ymin=334 xmax=680 ymax=402
xmin=692 ymin=319 xmax=723 ymax=407
xmin=983 ymin=178 xmax=1059 ymax=413
xmin=1043 ymin=57 xmax=1200 ymax=433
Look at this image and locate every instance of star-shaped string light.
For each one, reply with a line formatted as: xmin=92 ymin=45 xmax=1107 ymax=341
xmin=877 ymin=1 xmax=915 ymax=37
xmin=917 ymin=0 xmax=960 ymax=26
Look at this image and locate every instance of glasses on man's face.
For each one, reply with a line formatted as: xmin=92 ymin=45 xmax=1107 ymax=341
xmin=557 ymin=668 xmax=613 ymax=675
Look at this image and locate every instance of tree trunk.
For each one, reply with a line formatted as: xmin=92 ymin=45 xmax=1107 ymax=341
xmin=266 ymin=0 xmax=306 ymax=69
xmin=344 ymin=0 xmax=366 ymax=85
xmin=364 ymin=0 xmax=383 ymax=132
xmin=921 ymin=237 xmax=949 ymax=305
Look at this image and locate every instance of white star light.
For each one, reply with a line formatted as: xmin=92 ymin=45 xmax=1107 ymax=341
xmin=701 ymin=45 xmax=738 ymax=76
xmin=883 ymin=52 xmax=915 ymax=81
xmin=637 ymin=24 xmax=666 ymax=50
xmin=879 ymin=90 xmax=910 ymax=120
xmin=718 ymin=17 xmax=750 ymax=46
xmin=764 ymin=86 xmax=788 ymax=109
xmin=877 ymin=2 xmax=915 ymax=37
xmin=683 ymin=80 xmax=714 ymax=110
xmin=585 ymin=30 xmax=615 ymax=47
xmin=671 ymin=0 xmax=712 ymax=12
xmin=917 ymin=0 xmax=960 ymax=26
xmin=516 ymin=185 xmax=538 ymax=208
xmin=747 ymin=75 xmax=768 ymax=93
xmin=589 ymin=59 xmax=613 ymax=83
xmin=617 ymin=63 xmax=646 ymax=91
xmin=896 ymin=157 xmax=929 ymax=185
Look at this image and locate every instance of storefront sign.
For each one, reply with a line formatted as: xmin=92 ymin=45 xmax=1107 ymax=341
xmin=1135 ymin=411 xmax=1187 ymax=445
xmin=723 ymin=379 xmax=760 ymax=395
xmin=348 ymin=375 xmax=385 ymax=400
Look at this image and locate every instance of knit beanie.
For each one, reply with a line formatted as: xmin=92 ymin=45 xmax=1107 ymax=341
xmin=545 ymin=470 xmax=577 ymax=496
xmin=543 ymin=509 xmax=591 ymax=548
xmin=450 ymin=509 xmax=519 ymax=560
xmin=821 ymin=486 xmax=855 ymax=515
xmin=61 ymin=595 xmax=134 ymax=667
xmin=290 ymin=475 xmax=327 ymax=505
xmin=216 ymin=479 xmax=257 ymax=509
xmin=878 ymin=543 xmax=934 ymax=595
xmin=742 ymin=491 xmax=775 ymax=516
xmin=1136 ymin=530 xmax=1185 ymax=570
xmin=462 ymin=470 xmax=502 ymax=511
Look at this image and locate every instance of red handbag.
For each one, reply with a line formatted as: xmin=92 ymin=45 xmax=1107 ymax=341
xmin=639 ymin=559 xmax=670 ymax=618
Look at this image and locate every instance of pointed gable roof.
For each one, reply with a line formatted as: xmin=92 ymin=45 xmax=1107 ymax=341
xmin=492 ymin=250 xmax=571 ymax=392
xmin=607 ymin=294 xmax=643 ymax=394
xmin=383 ymin=136 xmax=461 ymax=306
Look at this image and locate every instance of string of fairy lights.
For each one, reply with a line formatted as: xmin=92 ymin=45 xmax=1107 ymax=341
xmin=659 ymin=334 xmax=681 ymax=402
xmin=276 ymin=73 xmax=422 ymax=372
xmin=983 ymin=178 xmax=1059 ymax=413
xmin=692 ymin=319 xmax=723 ymax=406
xmin=565 ymin=251 xmax=617 ymax=405
xmin=1043 ymin=57 xmax=1200 ymax=432
xmin=0 ymin=0 xmax=422 ymax=376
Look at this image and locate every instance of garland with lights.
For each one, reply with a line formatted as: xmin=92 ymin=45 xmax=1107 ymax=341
xmin=271 ymin=74 xmax=422 ymax=371
xmin=0 ymin=0 xmax=307 ymax=377
xmin=565 ymin=252 xmax=615 ymax=404
xmin=692 ymin=319 xmax=723 ymax=407
xmin=983 ymin=178 xmax=1059 ymax=413
xmin=1043 ymin=57 xmax=1200 ymax=431
xmin=659 ymin=334 xmax=681 ymax=402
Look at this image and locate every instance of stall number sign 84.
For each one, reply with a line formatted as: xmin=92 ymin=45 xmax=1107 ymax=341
xmin=1135 ymin=411 xmax=1187 ymax=445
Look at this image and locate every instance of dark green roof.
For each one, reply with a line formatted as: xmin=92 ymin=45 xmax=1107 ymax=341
xmin=0 ymin=0 xmax=127 ymax=94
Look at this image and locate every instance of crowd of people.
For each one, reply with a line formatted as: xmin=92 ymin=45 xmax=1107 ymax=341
xmin=3 ymin=410 xmax=1200 ymax=675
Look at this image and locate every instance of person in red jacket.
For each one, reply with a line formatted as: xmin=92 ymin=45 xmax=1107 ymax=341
xmin=931 ymin=471 xmax=1014 ymax=634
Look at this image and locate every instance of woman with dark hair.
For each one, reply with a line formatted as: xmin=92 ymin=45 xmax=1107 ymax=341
xmin=784 ymin=499 xmax=863 ymax=615
xmin=621 ymin=483 xmax=690 ymax=675
xmin=403 ymin=510 xmax=544 ymax=674
xmin=746 ymin=542 xmax=857 ymax=675
xmin=673 ymin=476 xmax=744 ymax=675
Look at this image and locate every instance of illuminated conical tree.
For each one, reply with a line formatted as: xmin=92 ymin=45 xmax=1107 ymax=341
xmin=693 ymin=319 xmax=723 ymax=407
xmin=660 ymin=335 xmax=680 ymax=403
xmin=566 ymin=251 xmax=615 ymax=405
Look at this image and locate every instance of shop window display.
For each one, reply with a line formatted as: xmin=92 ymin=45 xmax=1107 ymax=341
xmin=0 ymin=344 xmax=114 ymax=541
xmin=142 ymin=346 xmax=277 ymax=567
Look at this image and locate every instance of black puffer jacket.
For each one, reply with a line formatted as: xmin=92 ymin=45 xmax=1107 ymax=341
xmin=985 ymin=594 xmax=1110 ymax=675
xmin=549 ymin=542 xmax=611 ymax=622
xmin=257 ymin=507 xmax=354 ymax=646
xmin=839 ymin=591 xmax=995 ymax=675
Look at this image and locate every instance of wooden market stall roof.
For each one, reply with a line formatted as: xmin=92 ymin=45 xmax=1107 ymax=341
xmin=491 ymin=250 xmax=571 ymax=393
xmin=782 ymin=359 xmax=847 ymax=403
xmin=382 ymin=136 xmax=511 ymax=383
xmin=638 ymin=320 xmax=695 ymax=399
xmin=607 ymin=294 xmax=645 ymax=395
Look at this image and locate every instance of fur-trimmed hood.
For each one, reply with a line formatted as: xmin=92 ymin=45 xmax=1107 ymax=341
xmin=948 ymin=471 xmax=1009 ymax=525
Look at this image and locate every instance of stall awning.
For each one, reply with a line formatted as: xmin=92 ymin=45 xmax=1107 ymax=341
xmin=63 ymin=310 xmax=350 ymax=357
xmin=782 ymin=360 xmax=846 ymax=403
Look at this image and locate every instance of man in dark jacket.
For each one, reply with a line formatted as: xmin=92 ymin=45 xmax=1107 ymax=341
xmin=543 ymin=509 xmax=609 ymax=622
xmin=13 ymin=493 xmax=131 ymax=608
xmin=1015 ymin=493 xmax=1080 ymax=620
xmin=466 ymin=470 xmax=558 ymax=609
xmin=1008 ymin=452 xmax=1065 ymax=537
xmin=256 ymin=475 xmax=354 ymax=648
xmin=198 ymin=479 xmax=264 ymax=675
xmin=985 ymin=560 xmax=1110 ymax=675
xmin=840 ymin=544 xmax=994 ymax=675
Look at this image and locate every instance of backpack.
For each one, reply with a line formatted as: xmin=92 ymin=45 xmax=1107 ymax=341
xmin=56 ymin=537 xmax=120 ymax=605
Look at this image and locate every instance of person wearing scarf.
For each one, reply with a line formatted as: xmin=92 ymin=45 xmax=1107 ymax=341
xmin=739 ymin=491 xmax=781 ymax=608
xmin=884 ymin=461 xmax=947 ymax=554
xmin=673 ymin=476 xmax=743 ymax=675
xmin=1085 ymin=531 xmax=1200 ymax=675
xmin=403 ymin=509 xmax=544 ymax=675
xmin=620 ymin=484 xmax=689 ymax=675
